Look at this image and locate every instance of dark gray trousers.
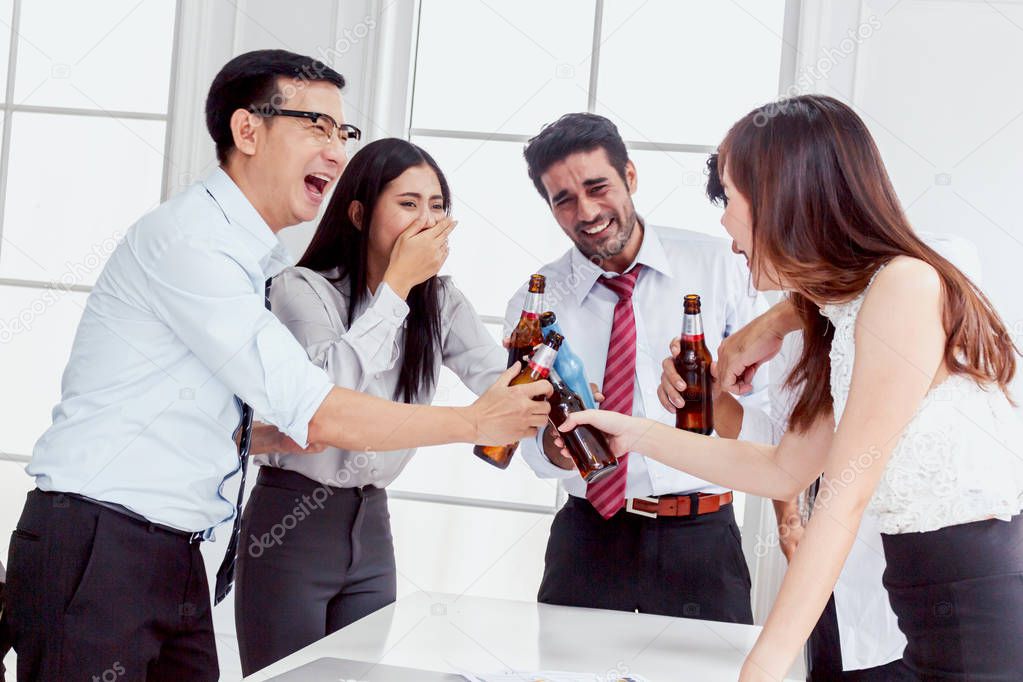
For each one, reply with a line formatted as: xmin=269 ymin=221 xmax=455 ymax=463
xmin=7 ymin=490 xmax=216 ymax=682
xmin=881 ymin=514 xmax=1023 ymax=680
xmin=235 ymin=467 xmax=397 ymax=676
xmin=539 ymin=495 xmax=753 ymax=624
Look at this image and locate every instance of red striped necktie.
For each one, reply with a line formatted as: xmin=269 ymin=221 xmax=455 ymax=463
xmin=586 ymin=264 xmax=643 ymax=519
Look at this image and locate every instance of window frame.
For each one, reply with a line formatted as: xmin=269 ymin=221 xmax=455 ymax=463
xmin=0 ymin=0 xmax=182 ymax=292
xmin=394 ymin=0 xmax=801 ymax=515
xmin=0 ymin=0 xmax=182 ymax=465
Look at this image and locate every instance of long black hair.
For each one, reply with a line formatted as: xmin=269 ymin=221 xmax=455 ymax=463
xmin=298 ymin=138 xmax=449 ymax=403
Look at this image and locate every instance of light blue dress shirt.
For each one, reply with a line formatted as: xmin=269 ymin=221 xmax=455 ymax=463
xmin=27 ymin=168 xmax=334 ymax=532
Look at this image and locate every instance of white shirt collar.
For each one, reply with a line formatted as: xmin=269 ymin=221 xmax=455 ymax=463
xmin=565 ymin=218 xmax=676 ymax=305
xmin=202 ymin=167 xmax=293 ymax=276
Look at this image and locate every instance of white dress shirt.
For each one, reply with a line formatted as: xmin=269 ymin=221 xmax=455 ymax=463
xmin=736 ymin=231 xmax=981 ymax=672
xmin=503 ymin=223 xmax=768 ymax=499
xmin=27 ymin=168 xmax=334 ymax=532
xmin=256 ymin=266 xmax=506 ymax=488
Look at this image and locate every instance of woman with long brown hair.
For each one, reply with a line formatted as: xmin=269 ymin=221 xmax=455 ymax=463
xmin=558 ymin=94 xmax=1023 ymax=680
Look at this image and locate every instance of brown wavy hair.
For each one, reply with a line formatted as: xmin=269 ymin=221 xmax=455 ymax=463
xmin=718 ymin=94 xmax=1017 ymax=431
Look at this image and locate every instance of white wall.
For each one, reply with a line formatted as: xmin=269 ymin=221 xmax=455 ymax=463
xmin=798 ymin=0 xmax=1023 ymax=382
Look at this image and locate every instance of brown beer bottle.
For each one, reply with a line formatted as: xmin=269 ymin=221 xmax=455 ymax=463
xmin=546 ymin=372 xmax=619 ymax=483
xmin=474 ymin=331 xmax=563 ymax=469
xmin=506 ymin=274 xmax=546 ymax=368
xmin=674 ymin=294 xmax=714 ymax=435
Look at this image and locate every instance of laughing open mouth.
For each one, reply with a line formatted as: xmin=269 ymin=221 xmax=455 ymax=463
xmin=304 ymin=174 xmax=329 ymax=198
xmin=581 ymin=217 xmax=614 ymax=237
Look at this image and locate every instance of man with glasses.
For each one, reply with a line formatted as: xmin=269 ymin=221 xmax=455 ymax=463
xmin=249 ymin=106 xmax=362 ymax=146
xmin=4 ymin=49 xmax=550 ymax=681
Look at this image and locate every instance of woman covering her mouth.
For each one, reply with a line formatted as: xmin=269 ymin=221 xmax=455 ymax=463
xmin=233 ymin=138 xmax=511 ymax=675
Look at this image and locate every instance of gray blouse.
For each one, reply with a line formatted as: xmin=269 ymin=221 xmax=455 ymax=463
xmin=254 ymin=266 xmax=506 ymax=488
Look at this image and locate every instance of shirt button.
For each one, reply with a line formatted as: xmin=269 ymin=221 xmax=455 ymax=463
xmin=393 ymin=305 xmax=404 ymax=316
xmin=370 ymin=468 xmax=379 ymax=477
xmin=375 ymin=373 xmax=382 ymax=380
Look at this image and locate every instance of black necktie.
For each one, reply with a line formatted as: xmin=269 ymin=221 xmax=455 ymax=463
xmin=214 ymin=277 xmax=272 ymax=604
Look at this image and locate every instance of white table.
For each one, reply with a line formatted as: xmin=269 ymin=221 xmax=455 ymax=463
xmin=245 ymin=592 xmax=800 ymax=681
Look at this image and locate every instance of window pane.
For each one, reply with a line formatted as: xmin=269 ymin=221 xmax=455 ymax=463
xmin=0 ymin=112 xmax=165 ymax=284
xmin=411 ymin=135 xmax=572 ymax=316
xmin=412 ymin=0 xmax=593 ymax=135
xmin=596 ymin=0 xmax=786 ymax=145
xmin=14 ymin=0 xmax=176 ymax=113
xmin=0 ymin=0 xmax=12 ymax=99
xmin=0 ymin=285 xmax=88 ymax=457
xmin=389 ymin=323 xmax=559 ymax=508
xmin=627 ymin=148 xmax=724 ymax=238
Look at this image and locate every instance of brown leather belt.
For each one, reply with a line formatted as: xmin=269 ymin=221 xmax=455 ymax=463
xmin=625 ymin=491 xmax=733 ymax=519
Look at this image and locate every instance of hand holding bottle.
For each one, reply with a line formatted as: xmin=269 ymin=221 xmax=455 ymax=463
xmin=659 ymin=337 xmax=689 ymax=413
xmin=555 ymin=409 xmax=654 ymax=462
xmin=467 ymin=363 xmax=553 ymax=446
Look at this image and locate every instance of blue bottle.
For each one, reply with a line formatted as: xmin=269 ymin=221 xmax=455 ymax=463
xmin=540 ymin=311 xmax=597 ymax=409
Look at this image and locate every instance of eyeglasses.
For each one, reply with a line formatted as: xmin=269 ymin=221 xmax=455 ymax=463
xmin=255 ymin=107 xmax=362 ymax=146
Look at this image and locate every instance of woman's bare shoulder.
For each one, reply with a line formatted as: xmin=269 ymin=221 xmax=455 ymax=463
xmin=868 ymin=255 xmax=942 ymax=307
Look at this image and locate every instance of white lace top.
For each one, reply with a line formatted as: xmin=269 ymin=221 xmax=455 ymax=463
xmin=820 ymin=269 xmax=1023 ymax=534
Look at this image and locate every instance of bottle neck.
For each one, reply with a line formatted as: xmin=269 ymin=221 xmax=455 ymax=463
xmin=682 ymin=312 xmax=704 ymax=341
xmin=541 ymin=319 xmax=563 ymax=335
xmin=528 ymin=344 xmax=558 ymax=377
xmin=521 ymin=290 xmax=544 ymax=319
xmin=548 ymin=371 xmax=568 ymax=393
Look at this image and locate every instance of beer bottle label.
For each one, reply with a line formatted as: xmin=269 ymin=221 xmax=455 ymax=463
xmin=682 ymin=312 xmax=704 ymax=341
xmin=528 ymin=344 xmax=558 ymax=376
xmin=520 ymin=290 xmax=544 ymax=319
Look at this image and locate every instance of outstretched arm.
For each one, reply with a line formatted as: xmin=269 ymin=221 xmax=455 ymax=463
xmin=558 ymin=407 xmax=834 ymax=502
xmin=741 ymin=258 xmax=946 ymax=680
xmin=308 ymin=363 xmax=553 ymax=452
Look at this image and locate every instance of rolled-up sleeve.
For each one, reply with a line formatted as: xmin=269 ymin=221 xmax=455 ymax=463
xmin=737 ymin=403 xmax=785 ymax=446
xmin=737 ymin=334 xmax=802 ymax=447
xmin=136 ymin=232 xmax=332 ymax=446
xmin=271 ymin=269 xmax=408 ymax=393
xmin=724 ymin=256 xmax=772 ymax=418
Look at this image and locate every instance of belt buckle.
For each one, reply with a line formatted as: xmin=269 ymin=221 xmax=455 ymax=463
xmin=625 ymin=495 xmax=659 ymax=519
